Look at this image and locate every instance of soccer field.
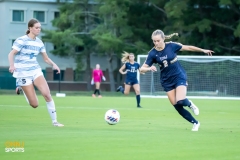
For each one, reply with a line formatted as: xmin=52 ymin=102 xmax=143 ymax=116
xmin=0 ymin=95 xmax=240 ymax=160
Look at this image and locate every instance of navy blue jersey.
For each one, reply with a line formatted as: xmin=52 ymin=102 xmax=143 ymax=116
xmin=145 ymin=42 xmax=187 ymax=85
xmin=125 ymin=62 xmax=140 ymax=80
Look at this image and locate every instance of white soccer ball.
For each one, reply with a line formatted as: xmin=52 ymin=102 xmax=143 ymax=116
xmin=104 ymin=109 xmax=120 ymax=125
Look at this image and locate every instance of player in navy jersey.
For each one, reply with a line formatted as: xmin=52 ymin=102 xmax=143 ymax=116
xmin=140 ymin=29 xmax=214 ymax=131
xmin=116 ymin=52 xmax=142 ymax=108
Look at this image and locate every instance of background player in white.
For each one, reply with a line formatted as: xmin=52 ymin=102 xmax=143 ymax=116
xmin=8 ymin=18 xmax=64 ymax=127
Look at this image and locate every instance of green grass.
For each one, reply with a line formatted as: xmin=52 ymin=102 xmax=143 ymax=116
xmin=0 ymin=95 xmax=240 ymax=160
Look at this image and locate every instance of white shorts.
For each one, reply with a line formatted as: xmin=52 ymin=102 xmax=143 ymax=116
xmin=16 ymin=71 xmax=43 ymax=87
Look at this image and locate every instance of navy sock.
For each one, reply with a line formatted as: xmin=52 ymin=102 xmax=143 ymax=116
xmin=98 ymin=90 xmax=101 ymax=95
xmin=120 ymin=87 xmax=124 ymax=94
xmin=136 ymin=95 xmax=140 ymax=106
xmin=177 ymin=98 xmax=191 ymax=107
xmin=94 ymin=89 xmax=97 ymax=94
xmin=174 ymin=104 xmax=198 ymax=124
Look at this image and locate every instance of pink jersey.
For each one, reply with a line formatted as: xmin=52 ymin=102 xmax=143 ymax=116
xmin=92 ymin=69 xmax=103 ymax=82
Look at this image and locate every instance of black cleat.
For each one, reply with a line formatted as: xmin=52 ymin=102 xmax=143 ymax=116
xmin=116 ymin=86 xmax=122 ymax=92
xmin=137 ymin=105 xmax=142 ymax=108
xmin=16 ymin=87 xmax=22 ymax=95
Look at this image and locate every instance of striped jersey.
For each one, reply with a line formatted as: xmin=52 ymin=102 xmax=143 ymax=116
xmin=12 ymin=35 xmax=45 ymax=78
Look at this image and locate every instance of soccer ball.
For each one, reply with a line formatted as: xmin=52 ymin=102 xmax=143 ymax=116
xmin=104 ymin=109 xmax=120 ymax=125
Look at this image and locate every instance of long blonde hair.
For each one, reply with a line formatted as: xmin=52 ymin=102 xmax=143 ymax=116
xmin=121 ymin=51 xmax=134 ymax=63
xmin=152 ymin=29 xmax=178 ymax=40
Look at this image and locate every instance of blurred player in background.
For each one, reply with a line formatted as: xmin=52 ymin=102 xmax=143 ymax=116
xmin=91 ymin=64 xmax=106 ymax=98
xmin=117 ymin=52 xmax=142 ymax=108
xmin=140 ymin=29 xmax=214 ymax=131
xmin=8 ymin=18 xmax=64 ymax=127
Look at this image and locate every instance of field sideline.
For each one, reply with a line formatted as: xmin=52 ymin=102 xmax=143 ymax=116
xmin=0 ymin=95 xmax=240 ymax=160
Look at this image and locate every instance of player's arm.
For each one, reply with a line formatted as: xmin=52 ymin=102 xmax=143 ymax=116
xmin=41 ymin=52 xmax=60 ymax=74
xmin=8 ymin=49 xmax=19 ymax=73
xmin=101 ymin=70 xmax=106 ymax=81
xmin=137 ymin=63 xmax=145 ymax=75
xmin=180 ymin=45 xmax=214 ymax=56
xmin=91 ymin=70 xmax=94 ymax=80
xmin=119 ymin=64 xmax=127 ymax=74
xmin=139 ymin=52 xmax=157 ymax=73
xmin=139 ymin=63 xmax=157 ymax=74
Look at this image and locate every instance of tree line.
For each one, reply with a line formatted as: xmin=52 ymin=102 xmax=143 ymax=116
xmin=42 ymin=0 xmax=240 ymax=91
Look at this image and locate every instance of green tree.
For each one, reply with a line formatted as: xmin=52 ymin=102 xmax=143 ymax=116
xmin=126 ymin=1 xmax=170 ymax=52
xmin=42 ymin=0 xmax=97 ymax=90
xmin=164 ymin=0 xmax=240 ymax=55
xmin=91 ymin=0 xmax=134 ymax=91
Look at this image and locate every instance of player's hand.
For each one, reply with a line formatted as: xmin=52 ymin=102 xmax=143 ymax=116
xmin=149 ymin=66 xmax=157 ymax=72
xmin=202 ymin=49 xmax=214 ymax=56
xmin=53 ymin=64 xmax=60 ymax=74
xmin=91 ymin=79 xmax=94 ymax=85
xmin=122 ymin=71 xmax=127 ymax=74
xmin=102 ymin=76 xmax=106 ymax=81
xmin=9 ymin=66 xmax=15 ymax=73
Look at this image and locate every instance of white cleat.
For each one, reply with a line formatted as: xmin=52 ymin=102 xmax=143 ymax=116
xmin=192 ymin=122 xmax=200 ymax=131
xmin=189 ymin=100 xmax=199 ymax=115
xmin=53 ymin=122 xmax=64 ymax=127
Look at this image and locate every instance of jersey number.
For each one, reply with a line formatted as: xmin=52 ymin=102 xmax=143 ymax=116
xmin=130 ymin=69 xmax=135 ymax=72
xmin=163 ymin=60 xmax=168 ymax=68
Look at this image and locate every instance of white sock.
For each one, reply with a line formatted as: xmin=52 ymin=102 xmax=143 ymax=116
xmin=46 ymin=100 xmax=57 ymax=123
xmin=22 ymin=90 xmax=29 ymax=104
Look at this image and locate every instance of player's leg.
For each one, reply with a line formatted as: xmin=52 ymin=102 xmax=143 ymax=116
xmin=175 ymin=85 xmax=200 ymax=131
xmin=167 ymin=86 xmax=199 ymax=131
xmin=133 ymin=84 xmax=141 ymax=108
xmin=117 ymin=79 xmax=131 ymax=94
xmin=96 ymin=82 xmax=102 ymax=97
xmin=92 ymin=81 xmax=98 ymax=97
xmin=93 ymin=82 xmax=101 ymax=97
xmin=176 ymin=85 xmax=200 ymax=131
xmin=21 ymin=84 xmax=39 ymax=108
xmin=33 ymin=74 xmax=64 ymax=127
xmin=166 ymin=88 xmax=176 ymax=105
xmin=176 ymin=85 xmax=199 ymax=115
xmin=123 ymin=84 xmax=131 ymax=95
xmin=16 ymin=77 xmax=38 ymax=108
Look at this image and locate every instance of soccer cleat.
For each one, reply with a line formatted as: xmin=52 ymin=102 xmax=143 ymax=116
xmin=192 ymin=121 xmax=200 ymax=131
xmin=52 ymin=122 xmax=64 ymax=127
xmin=189 ymin=100 xmax=199 ymax=115
xmin=16 ymin=87 xmax=22 ymax=95
xmin=98 ymin=95 xmax=102 ymax=98
xmin=116 ymin=86 xmax=122 ymax=92
xmin=137 ymin=105 xmax=142 ymax=108
xmin=92 ymin=94 xmax=96 ymax=98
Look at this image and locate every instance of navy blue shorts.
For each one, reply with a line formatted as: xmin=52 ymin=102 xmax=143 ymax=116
xmin=162 ymin=79 xmax=188 ymax=92
xmin=125 ymin=79 xmax=139 ymax=86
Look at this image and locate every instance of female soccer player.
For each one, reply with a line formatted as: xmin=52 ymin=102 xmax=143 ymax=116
xmin=140 ymin=29 xmax=214 ymax=131
xmin=8 ymin=18 xmax=64 ymax=127
xmin=116 ymin=52 xmax=142 ymax=108
xmin=91 ymin=64 xmax=105 ymax=98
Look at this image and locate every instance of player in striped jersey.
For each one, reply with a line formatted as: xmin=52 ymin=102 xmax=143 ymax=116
xmin=8 ymin=18 xmax=64 ymax=127
xmin=140 ymin=30 xmax=214 ymax=131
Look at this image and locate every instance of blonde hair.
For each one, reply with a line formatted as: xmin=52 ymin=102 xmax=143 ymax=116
xmin=121 ymin=51 xmax=134 ymax=63
xmin=152 ymin=29 xmax=178 ymax=40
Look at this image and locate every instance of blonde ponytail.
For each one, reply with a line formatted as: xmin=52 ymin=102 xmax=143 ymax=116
xmin=164 ymin=33 xmax=179 ymax=39
xmin=121 ymin=51 xmax=134 ymax=63
xmin=152 ymin=29 xmax=178 ymax=40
